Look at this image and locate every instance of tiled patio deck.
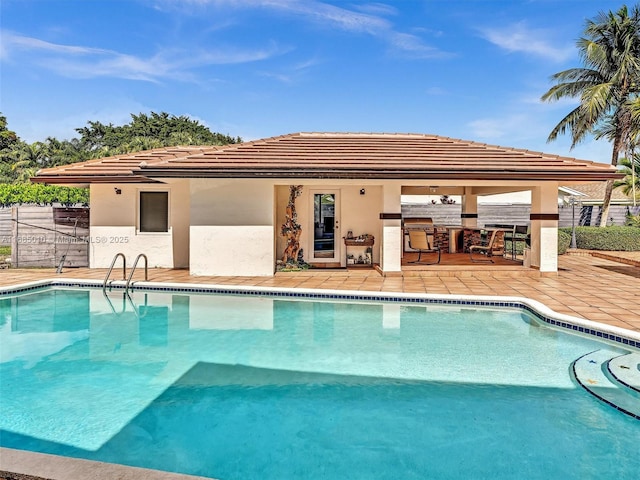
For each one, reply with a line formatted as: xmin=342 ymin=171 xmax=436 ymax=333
xmin=1 ymin=251 xmax=639 ymax=334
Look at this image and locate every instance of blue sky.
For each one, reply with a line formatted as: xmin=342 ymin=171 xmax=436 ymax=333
xmin=0 ymin=0 xmax=624 ymax=163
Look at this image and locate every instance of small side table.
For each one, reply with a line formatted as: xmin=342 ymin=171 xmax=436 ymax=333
xmin=344 ymin=237 xmax=374 ymax=268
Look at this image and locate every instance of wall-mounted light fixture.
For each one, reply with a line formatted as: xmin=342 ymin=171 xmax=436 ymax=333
xmin=360 ymin=188 xmax=366 ymax=195
xmin=114 ymin=188 xmax=122 ymax=195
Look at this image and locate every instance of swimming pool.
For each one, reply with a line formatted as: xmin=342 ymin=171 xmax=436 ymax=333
xmin=1 ymin=282 xmax=639 ymax=480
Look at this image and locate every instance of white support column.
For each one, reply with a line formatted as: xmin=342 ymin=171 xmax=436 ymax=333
xmin=461 ymin=187 xmax=478 ymax=228
xmin=530 ymin=183 xmax=559 ymax=273
xmin=380 ymin=183 xmax=402 ymax=273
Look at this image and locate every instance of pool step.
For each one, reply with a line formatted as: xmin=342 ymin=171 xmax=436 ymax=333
xmin=607 ymin=352 xmax=640 ymax=394
xmin=572 ymin=350 xmax=640 ymax=420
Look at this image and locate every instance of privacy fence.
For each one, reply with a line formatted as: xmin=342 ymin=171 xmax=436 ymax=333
xmin=402 ymin=203 xmax=640 ymax=227
xmin=3 ymin=206 xmax=89 ymax=268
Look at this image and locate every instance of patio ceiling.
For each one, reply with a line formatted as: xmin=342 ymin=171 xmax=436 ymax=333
xmin=32 ymin=132 xmax=622 ymax=184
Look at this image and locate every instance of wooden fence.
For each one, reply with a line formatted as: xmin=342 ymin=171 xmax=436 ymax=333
xmin=403 ymin=203 xmax=639 ymax=228
xmin=10 ymin=206 xmax=89 ymax=268
xmin=0 ymin=208 xmax=11 ymax=246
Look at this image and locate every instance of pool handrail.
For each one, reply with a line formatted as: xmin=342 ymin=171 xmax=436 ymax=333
xmin=103 ymin=253 xmax=126 ymax=291
xmin=126 ymin=253 xmax=148 ymax=293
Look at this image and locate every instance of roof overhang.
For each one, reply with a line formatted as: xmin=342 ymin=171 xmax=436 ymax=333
xmin=31 ymin=133 xmax=623 ymax=185
xmin=31 ymin=175 xmax=163 ymax=185
xmin=134 ymin=167 xmax=622 ymax=182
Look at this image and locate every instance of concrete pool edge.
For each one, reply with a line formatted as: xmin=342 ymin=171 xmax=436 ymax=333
xmin=1 ymin=277 xmax=639 ymax=350
xmin=0 ymin=447 xmax=214 ymax=480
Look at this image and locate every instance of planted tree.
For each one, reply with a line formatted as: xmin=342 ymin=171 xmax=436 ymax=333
xmin=614 ymin=154 xmax=640 ymax=203
xmin=541 ymin=5 xmax=640 ymax=226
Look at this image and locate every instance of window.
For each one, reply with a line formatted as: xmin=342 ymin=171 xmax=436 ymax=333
xmin=139 ymin=191 xmax=169 ymax=232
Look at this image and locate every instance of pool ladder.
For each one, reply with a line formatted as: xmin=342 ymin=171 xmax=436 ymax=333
xmin=102 ymin=252 xmax=148 ymax=294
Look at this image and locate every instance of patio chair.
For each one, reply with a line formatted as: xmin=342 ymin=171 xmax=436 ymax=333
xmin=469 ymin=229 xmax=503 ymax=263
xmin=407 ymin=228 xmax=441 ymax=265
xmin=402 ymin=217 xmax=433 ymax=255
xmin=508 ymin=225 xmax=530 ymax=259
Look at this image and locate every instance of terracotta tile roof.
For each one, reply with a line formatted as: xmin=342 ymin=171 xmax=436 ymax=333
xmin=563 ymin=182 xmax=634 ymax=203
xmin=33 ymin=146 xmax=214 ymax=184
xmin=33 ymin=132 xmax=621 ymax=184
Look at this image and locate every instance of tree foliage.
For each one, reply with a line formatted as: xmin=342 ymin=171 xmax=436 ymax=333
xmin=614 ymin=154 xmax=640 ymax=200
xmin=75 ymin=112 xmax=241 ymax=156
xmin=0 ymin=111 xmax=241 ymax=184
xmin=541 ymin=5 xmax=640 ymax=226
xmin=0 ymin=114 xmax=19 ymax=151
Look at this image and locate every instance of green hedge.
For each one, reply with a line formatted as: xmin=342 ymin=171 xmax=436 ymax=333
xmin=557 ymin=229 xmax=572 ymax=254
xmin=559 ymin=226 xmax=640 ymax=251
xmin=0 ymin=183 xmax=89 ymax=207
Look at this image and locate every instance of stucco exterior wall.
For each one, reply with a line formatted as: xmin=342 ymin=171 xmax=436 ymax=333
xmin=88 ymin=181 xmax=190 ymax=268
xmin=339 ymin=185 xmax=382 ymax=262
xmin=190 ymin=179 xmax=275 ymax=276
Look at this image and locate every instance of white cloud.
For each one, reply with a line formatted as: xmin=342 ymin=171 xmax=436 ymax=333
xmin=0 ymin=30 xmax=284 ymax=82
xmin=163 ymin=0 xmax=449 ymax=58
xmin=479 ymin=22 xmax=574 ymax=62
xmin=467 ymin=112 xmax=551 ymax=146
xmin=467 ymin=115 xmax=525 ymax=140
xmin=2 ymin=31 xmax=111 ymax=56
xmin=258 ymin=56 xmax=321 ymax=84
xmin=466 ymin=112 xmax=612 ymax=164
xmin=353 ymin=3 xmax=398 ymax=17
xmin=555 ymin=137 xmax=613 ymax=165
xmin=389 ymin=32 xmax=451 ymax=59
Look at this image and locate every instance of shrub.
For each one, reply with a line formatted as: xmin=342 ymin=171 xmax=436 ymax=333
xmin=559 ymin=226 xmax=640 ymax=251
xmin=0 ymin=183 xmax=89 ymax=207
xmin=626 ymin=213 xmax=640 ymax=227
xmin=558 ymin=229 xmax=572 ymax=254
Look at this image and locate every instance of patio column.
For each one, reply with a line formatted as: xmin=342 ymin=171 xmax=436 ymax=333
xmin=530 ymin=184 xmax=559 ymax=273
xmin=461 ymin=187 xmax=478 ymax=227
xmin=380 ymin=183 xmax=402 ymax=273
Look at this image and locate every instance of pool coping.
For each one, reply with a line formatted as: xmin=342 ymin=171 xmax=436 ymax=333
xmin=2 ymin=277 xmax=639 ymax=350
xmin=0 ymin=447 xmax=214 ymax=480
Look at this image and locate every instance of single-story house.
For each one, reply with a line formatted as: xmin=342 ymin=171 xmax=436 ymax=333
xmin=33 ymin=132 xmax=621 ymax=276
xmin=558 ymin=183 xmax=639 ymax=226
xmin=560 ymin=182 xmax=636 ymax=207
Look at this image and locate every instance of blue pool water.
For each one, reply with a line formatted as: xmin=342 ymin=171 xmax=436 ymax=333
xmin=0 ymin=287 xmax=638 ymax=479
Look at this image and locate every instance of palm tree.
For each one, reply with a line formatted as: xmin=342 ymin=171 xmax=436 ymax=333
xmin=541 ymin=5 xmax=640 ymax=226
xmin=614 ymin=154 xmax=640 ymax=204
